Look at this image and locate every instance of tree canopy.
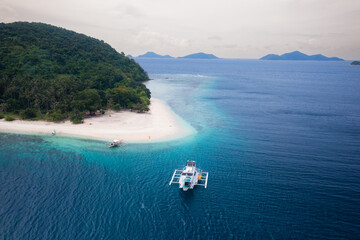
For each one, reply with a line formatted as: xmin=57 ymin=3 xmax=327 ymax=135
xmin=0 ymin=22 xmax=151 ymax=122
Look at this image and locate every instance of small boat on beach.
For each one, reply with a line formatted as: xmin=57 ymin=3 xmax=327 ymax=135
xmin=169 ymin=161 xmax=208 ymax=191
xmin=109 ymin=139 xmax=123 ymax=148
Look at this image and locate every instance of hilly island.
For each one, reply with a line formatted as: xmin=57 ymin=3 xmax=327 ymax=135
xmin=0 ymin=22 xmax=151 ymax=123
xmin=137 ymin=52 xmax=174 ymax=58
xmin=179 ymin=52 xmax=219 ymax=59
xmin=137 ymin=52 xmax=219 ymax=59
xmin=260 ymin=51 xmax=344 ymax=61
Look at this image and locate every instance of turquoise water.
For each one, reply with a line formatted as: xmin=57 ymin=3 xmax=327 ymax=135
xmin=1 ymin=59 xmax=360 ymax=239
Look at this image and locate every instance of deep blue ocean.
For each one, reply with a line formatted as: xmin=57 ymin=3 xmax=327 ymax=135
xmin=1 ymin=59 xmax=360 ymax=239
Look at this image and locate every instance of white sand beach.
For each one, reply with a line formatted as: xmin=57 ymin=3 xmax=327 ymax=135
xmin=0 ymin=98 xmax=196 ymax=142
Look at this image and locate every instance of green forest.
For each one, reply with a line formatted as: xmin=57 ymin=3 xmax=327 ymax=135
xmin=0 ymin=22 xmax=151 ymax=123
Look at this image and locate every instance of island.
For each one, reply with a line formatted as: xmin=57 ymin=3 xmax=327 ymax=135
xmin=351 ymin=61 xmax=360 ymax=65
xmin=137 ymin=52 xmax=174 ymax=58
xmin=179 ymin=52 xmax=220 ymax=59
xmin=0 ymin=22 xmax=195 ymax=142
xmin=0 ymin=22 xmax=150 ymax=123
xmin=260 ymin=51 xmax=344 ymax=61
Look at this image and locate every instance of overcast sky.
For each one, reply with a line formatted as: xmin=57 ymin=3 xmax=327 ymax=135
xmin=1 ymin=0 xmax=359 ymax=59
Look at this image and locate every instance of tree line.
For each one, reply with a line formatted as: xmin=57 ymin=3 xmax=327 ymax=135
xmin=0 ymin=22 xmax=151 ymax=123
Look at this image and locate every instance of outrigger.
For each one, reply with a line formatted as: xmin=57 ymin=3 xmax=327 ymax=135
xmin=169 ymin=161 xmax=208 ymax=191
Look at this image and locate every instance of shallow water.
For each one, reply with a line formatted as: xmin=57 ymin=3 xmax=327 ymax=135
xmin=1 ymin=59 xmax=360 ymax=239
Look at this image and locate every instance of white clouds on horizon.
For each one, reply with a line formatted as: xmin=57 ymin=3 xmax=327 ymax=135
xmin=0 ymin=0 xmax=359 ymax=59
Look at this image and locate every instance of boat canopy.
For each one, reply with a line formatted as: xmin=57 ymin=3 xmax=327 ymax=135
xmin=186 ymin=161 xmax=196 ymax=167
xmin=182 ymin=172 xmax=193 ymax=176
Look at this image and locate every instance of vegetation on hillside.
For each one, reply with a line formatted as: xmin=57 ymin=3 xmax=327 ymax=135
xmin=0 ymin=22 xmax=150 ymax=123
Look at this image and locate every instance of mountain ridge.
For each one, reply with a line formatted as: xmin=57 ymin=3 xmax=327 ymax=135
xmin=260 ymin=51 xmax=344 ymax=61
xmin=137 ymin=52 xmax=174 ymax=58
xmin=137 ymin=52 xmax=220 ymax=59
xmin=179 ymin=52 xmax=219 ymax=59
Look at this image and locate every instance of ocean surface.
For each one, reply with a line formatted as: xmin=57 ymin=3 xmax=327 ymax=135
xmin=1 ymin=59 xmax=360 ymax=239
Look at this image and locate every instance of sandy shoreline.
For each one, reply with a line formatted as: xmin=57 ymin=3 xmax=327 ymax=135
xmin=0 ymin=98 xmax=196 ymax=142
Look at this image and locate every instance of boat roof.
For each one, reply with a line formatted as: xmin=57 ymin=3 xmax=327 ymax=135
xmin=186 ymin=161 xmax=196 ymax=167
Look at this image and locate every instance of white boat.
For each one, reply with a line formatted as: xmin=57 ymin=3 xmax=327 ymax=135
xmin=169 ymin=161 xmax=208 ymax=191
xmin=109 ymin=139 xmax=123 ymax=148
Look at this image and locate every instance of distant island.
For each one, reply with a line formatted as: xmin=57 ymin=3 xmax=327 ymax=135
xmin=180 ymin=52 xmax=219 ymax=59
xmin=351 ymin=61 xmax=360 ymax=65
xmin=260 ymin=51 xmax=344 ymax=61
xmin=137 ymin=52 xmax=174 ymax=58
xmin=0 ymin=22 xmax=151 ymax=123
xmin=137 ymin=52 xmax=220 ymax=59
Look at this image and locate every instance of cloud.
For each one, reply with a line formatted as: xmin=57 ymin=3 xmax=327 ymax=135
xmin=134 ymin=30 xmax=189 ymax=49
xmin=208 ymin=36 xmax=222 ymax=41
xmin=214 ymin=44 xmax=237 ymax=49
xmin=0 ymin=0 xmax=359 ymax=58
xmin=0 ymin=5 xmax=19 ymax=22
xmin=112 ymin=3 xmax=146 ymax=19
